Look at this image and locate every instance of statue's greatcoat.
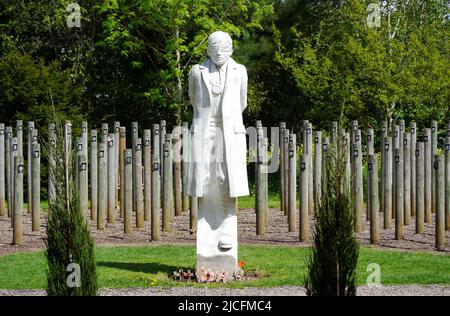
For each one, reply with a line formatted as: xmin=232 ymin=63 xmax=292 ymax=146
xmin=187 ymin=57 xmax=249 ymax=198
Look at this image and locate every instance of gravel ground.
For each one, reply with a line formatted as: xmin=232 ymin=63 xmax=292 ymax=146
xmin=1 ymin=285 xmax=450 ymax=296
xmin=1 ymin=207 xmax=449 ymax=256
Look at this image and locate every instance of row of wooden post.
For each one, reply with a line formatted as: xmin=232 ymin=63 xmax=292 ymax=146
xmin=0 ymin=121 xmax=41 ymax=245
xmin=272 ymin=119 xmax=449 ymax=250
xmin=0 ymin=120 xmax=199 ymax=244
xmin=1 ymin=119 xmax=449 ymax=248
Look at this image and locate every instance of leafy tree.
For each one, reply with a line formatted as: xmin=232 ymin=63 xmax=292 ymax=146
xmin=0 ymin=53 xmax=84 ymax=129
xmin=97 ymin=0 xmax=275 ymax=125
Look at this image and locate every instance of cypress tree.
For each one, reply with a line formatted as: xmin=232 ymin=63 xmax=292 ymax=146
xmin=305 ymin=126 xmax=359 ymax=296
xmin=44 ymin=119 xmax=97 ymax=296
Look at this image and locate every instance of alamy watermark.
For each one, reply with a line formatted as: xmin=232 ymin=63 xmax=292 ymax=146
xmin=67 ymin=3 xmax=81 ymax=28
xmin=366 ymin=263 xmax=381 ymax=286
xmin=66 ymin=263 xmax=81 ymax=288
xmin=367 ymin=3 xmax=381 ymax=28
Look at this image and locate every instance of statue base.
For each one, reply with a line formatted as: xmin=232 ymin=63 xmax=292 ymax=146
xmin=196 ymin=182 xmax=238 ymax=280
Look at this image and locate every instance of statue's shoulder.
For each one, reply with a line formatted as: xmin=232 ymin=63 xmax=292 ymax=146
xmin=230 ymin=58 xmax=247 ymax=73
xmin=189 ymin=60 xmax=208 ymax=76
xmin=189 ymin=64 xmax=200 ymax=77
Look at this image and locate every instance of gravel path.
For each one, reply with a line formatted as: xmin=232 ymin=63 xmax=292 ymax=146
xmin=1 ymin=285 xmax=450 ymax=296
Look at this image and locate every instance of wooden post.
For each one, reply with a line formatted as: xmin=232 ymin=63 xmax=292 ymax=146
xmin=351 ymin=120 xmax=358 ymax=143
xmin=314 ymin=131 xmax=322 ymax=209
xmin=0 ymin=124 xmax=5 ymax=216
xmin=48 ymin=124 xmax=56 ymax=208
xmin=410 ymin=122 xmax=417 ymax=217
xmin=101 ymin=123 xmax=108 ymax=144
xmin=190 ymin=196 xmax=198 ymax=235
xmin=434 ymin=155 xmax=445 ymax=251
xmin=424 ymin=128 xmax=432 ymax=223
xmin=107 ymin=134 xmax=116 ymax=224
xmin=283 ymin=128 xmax=289 ymax=216
xmin=403 ymin=133 xmax=411 ymax=225
xmin=399 ymin=120 xmax=405 ymax=151
xmin=5 ymin=127 xmax=12 ymax=217
xmin=381 ymin=121 xmax=388 ymax=214
xmin=90 ymin=130 xmax=98 ymax=221
xmin=134 ymin=138 xmax=144 ymax=228
xmin=75 ymin=137 xmax=82 ymax=191
xmin=131 ymin=122 xmax=138 ymax=212
xmin=182 ymin=122 xmax=189 ymax=213
xmin=27 ymin=121 xmax=34 ymax=214
xmin=97 ymin=142 xmax=107 ymax=230
xmin=367 ymin=128 xmax=374 ymax=155
xmin=114 ymin=121 xmax=120 ymax=204
xmin=81 ymin=121 xmax=88 ymax=204
xmin=415 ymin=142 xmax=425 ymax=234
xmin=392 ymin=126 xmax=399 ymax=221
xmin=13 ymin=156 xmax=23 ymax=245
xmin=143 ymin=129 xmax=152 ymax=221
xmin=78 ymin=154 xmax=88 ymax=216
xmin=368 ymin=154 xmax=379 ymax=245
xmin=367 ymin=128 xmax=374 ymax=220
xmin=445 ymin=137 xmax=450 ymax=231
xmin=16 ymin=121 xmax=23 ymax=209
xmin=10 ymin=137 xmax=18 ymax=222
xmin=31 ymin=143 xmax=40 ymax=231
xmin=344 ymin=132 xmax=351 ymax=193
xmin=256 ymin=120 xmax=263 ymax=215
xmin=306 ymin=123 xmax=313 ymax=215
xmin=160 ymin=120 xmax=166 ymax=201
xmin=353 ymin=141 xmax=363 ymax=233
xmin=279 ymin=122 xmax=286 ymax=214
xmin=321 ymin=137 xmax=329 ymax=196
xmin=394 ymin=148 xmax=404 ymax=240
xmin=151 ymin=124 xmax=161 ymax=240
xmin=288 ymin=133 xmax=297 ymax=232
xmin=256 ymin=124 xmax=265 ymax=235
xmin=254 ymin=123 xmax=267 ymax=217
xmin=64 ymin=122 xmax=71 ymax=156
xmin=16 ymin=120 xmax=23 ymax=157
xmin=299 ymin=154 xmax=309 ymax=241
xmin=162 ymin=134 xmax=173 ymax=232
xmin=173 ymin=127 xmax=182 ymax=216
xmin=263 ymin=136 xmax=269 ymax=221
xmin=124 ymin=149 xmax=132 ymax=235
xmin=383 ymin=137 xmax=393 ymax=229
xmin=431 ymin=121 xmax=438 ymax=214
xmin=331 ymin=121 xmax=338 ymax=150
xmin=119 ymin=127 xmax=126 ymax=218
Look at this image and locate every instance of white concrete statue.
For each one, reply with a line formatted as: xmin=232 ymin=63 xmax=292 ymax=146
xmin=187 ymin=31 xmax=249 ymax=280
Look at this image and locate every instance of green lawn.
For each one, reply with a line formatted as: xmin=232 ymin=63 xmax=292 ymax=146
xmin=4 ymin=201 xmax=49 ymax=212
xmin=0 ymin=245 xmax=449 ymax=289
xmin=238 ymin=193 xmax=280 ymax=209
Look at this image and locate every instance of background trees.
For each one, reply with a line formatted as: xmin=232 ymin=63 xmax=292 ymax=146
xmin=0 ymin=0 xmax=448 ymax=135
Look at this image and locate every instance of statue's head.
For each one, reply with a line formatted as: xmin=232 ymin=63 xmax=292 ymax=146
xmin=207 ymin=31 xmax=233 ymax=66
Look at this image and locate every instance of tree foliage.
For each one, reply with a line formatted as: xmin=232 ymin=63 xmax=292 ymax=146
xmin=45 ymin=120 xmax=97 ymax=296
xmin=305 ymin=132 xmax=359 ymax=296
xmin=0 ymin=0 xmax=447 ymax=134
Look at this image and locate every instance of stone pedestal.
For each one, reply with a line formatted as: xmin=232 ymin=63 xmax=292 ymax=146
xmin=196 ymin=181 xmax=237 ymax=280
